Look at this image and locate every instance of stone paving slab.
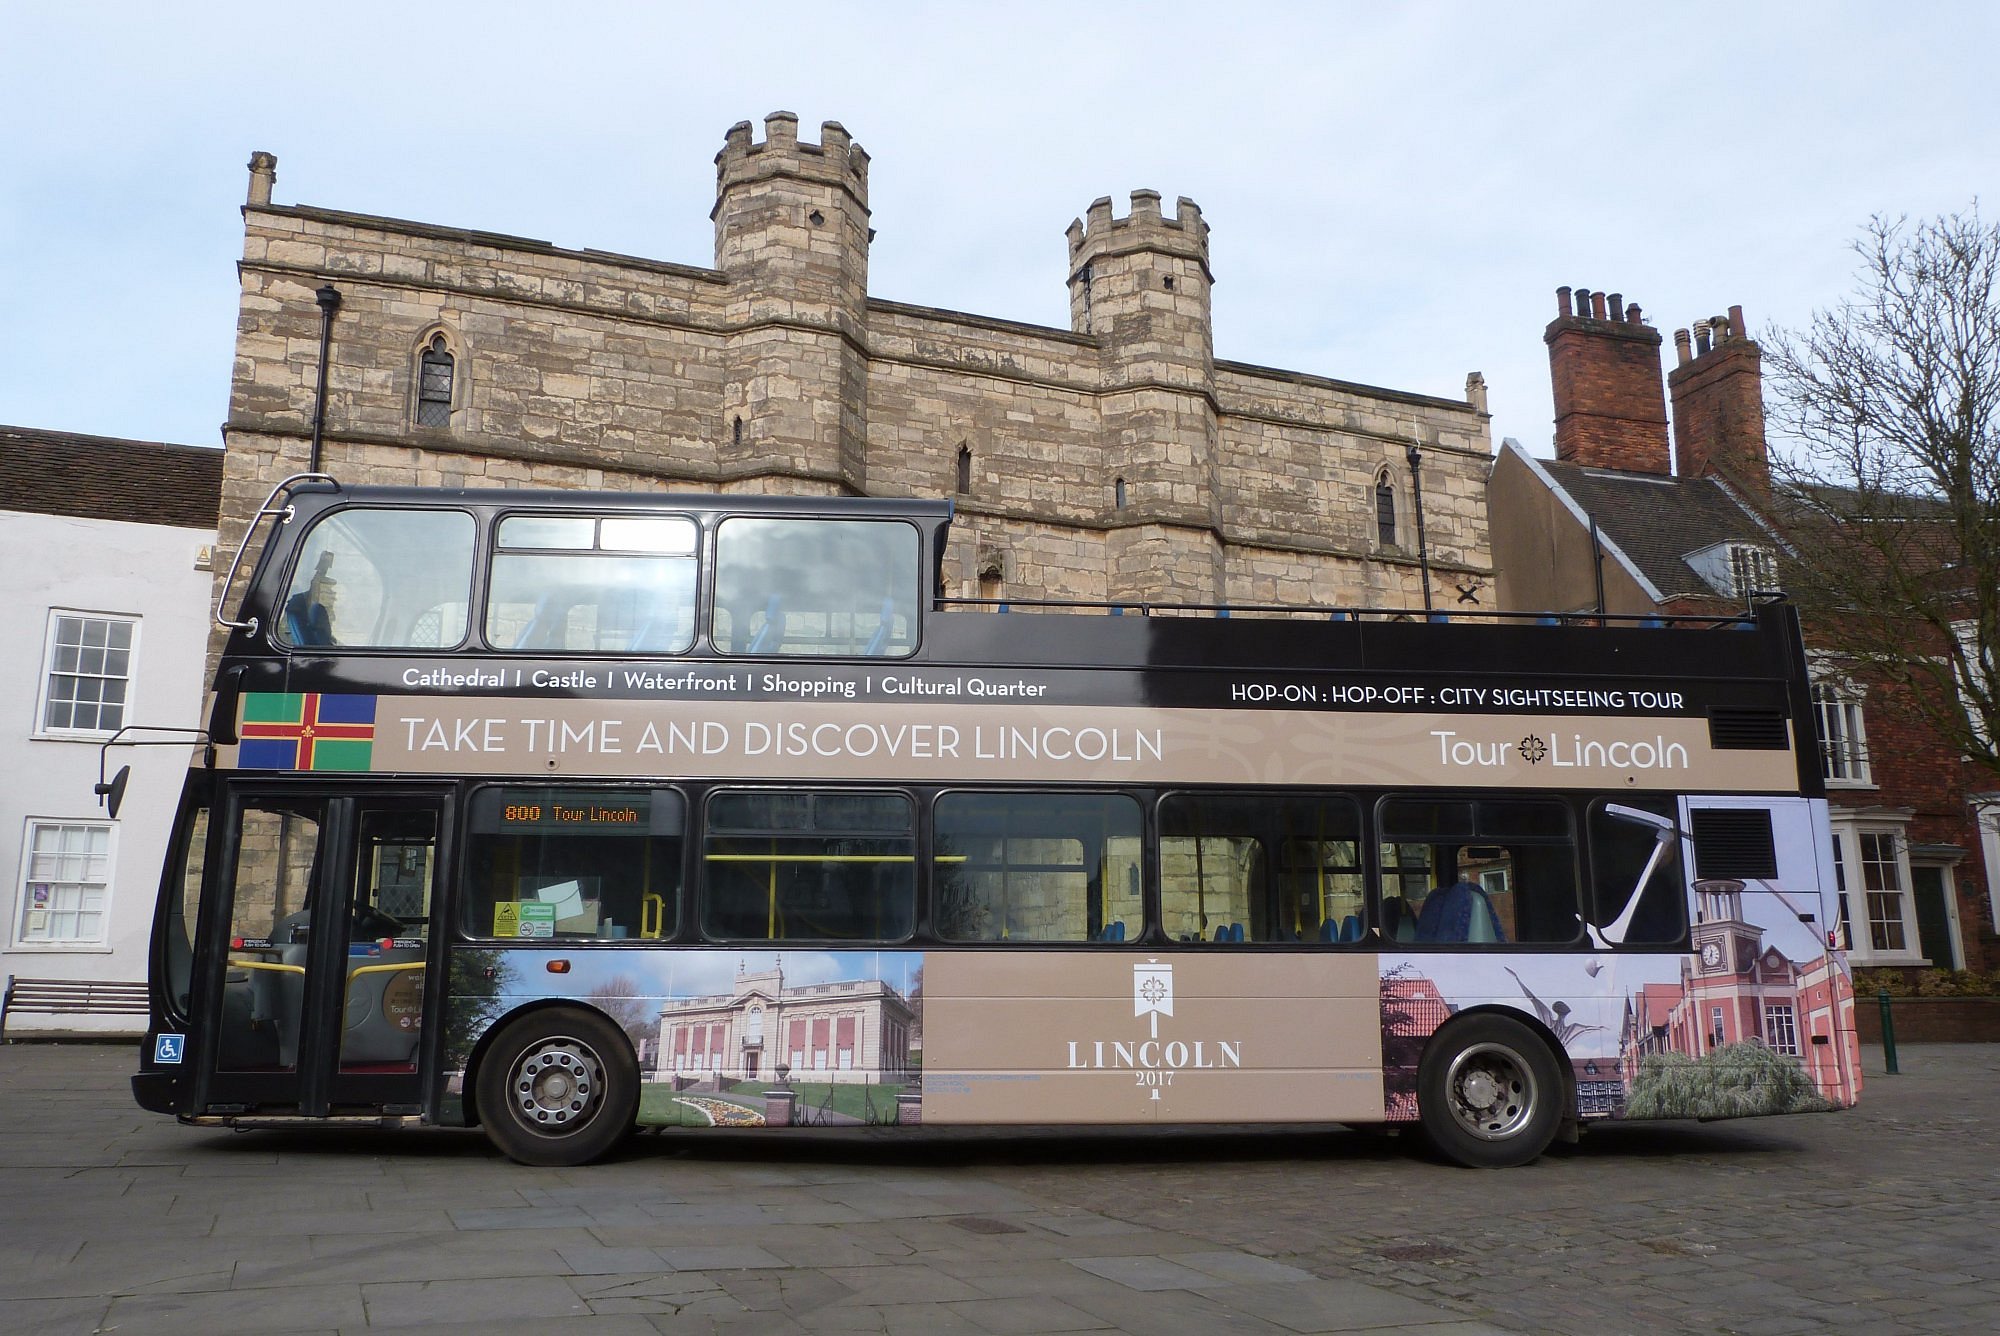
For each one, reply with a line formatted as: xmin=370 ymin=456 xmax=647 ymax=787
xmin=5 ymin=1042 xmax=1999 ymax=1333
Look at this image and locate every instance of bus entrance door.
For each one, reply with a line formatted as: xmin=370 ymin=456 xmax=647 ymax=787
xmin=195 ymin=789 xmax=446 ymax=1120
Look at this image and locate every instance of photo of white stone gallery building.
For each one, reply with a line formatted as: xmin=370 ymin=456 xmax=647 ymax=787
xmin=654 ymin=958 xmax=917 ymax=1086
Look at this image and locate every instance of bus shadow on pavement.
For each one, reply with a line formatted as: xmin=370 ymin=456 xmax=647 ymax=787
xmin=183 ymin=1116 xmax=1816 ymax=1169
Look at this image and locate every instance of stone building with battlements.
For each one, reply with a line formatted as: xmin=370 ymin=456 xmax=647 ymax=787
xmin=218 ymin=112 xmax=1492 ymax=615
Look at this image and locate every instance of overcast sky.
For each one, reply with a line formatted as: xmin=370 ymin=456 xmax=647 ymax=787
xmin=4 ymin=3 xmax=1995 ymax=460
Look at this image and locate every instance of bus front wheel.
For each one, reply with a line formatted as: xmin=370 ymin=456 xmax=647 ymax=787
xmin=1417 ymin=1014 xmax=1563 ymax=1168
xmin=475 ymin=1008 xmax=637 ymax=1167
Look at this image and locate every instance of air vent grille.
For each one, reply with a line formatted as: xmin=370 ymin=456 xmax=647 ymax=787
xmin=1708 ymin=709 xmax=1790 ymax=750
xmin=1691 ymin=808 xmax=1779 ymax=880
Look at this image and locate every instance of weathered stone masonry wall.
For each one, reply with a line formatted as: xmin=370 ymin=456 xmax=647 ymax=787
xmin=219 ymin=116 xmax=1493 ymax=620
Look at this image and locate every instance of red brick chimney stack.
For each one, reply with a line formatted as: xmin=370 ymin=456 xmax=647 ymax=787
xmin=1546 ymin=285 xmax=1671 ymax=474
xmin=1670 ymin=303 xmax=1769 ymax=492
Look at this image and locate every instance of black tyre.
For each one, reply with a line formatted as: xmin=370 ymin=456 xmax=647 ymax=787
xmin=474 ymin=1008 xmax=637 ymax=1167
xmin=1416 ymin=1013 xmax=1564 ymax=1168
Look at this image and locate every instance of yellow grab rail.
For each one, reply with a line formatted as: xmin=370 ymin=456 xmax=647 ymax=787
xmin=227 ymin=957 xmax=305 ymax=975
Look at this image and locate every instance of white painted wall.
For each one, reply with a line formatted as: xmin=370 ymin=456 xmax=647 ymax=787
xmin=1 ymin=508 xmax=214 ymax=1035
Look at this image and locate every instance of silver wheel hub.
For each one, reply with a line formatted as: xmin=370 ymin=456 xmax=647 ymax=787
xmin=1445 ymin=1042 xmax=1537 ymax=1141
xmin=511 ymin=1039 xmax=602 ymax=1130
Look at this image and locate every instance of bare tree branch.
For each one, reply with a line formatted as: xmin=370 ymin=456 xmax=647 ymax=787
xmin=1765 ymin=206 xmax=2000 ymax=779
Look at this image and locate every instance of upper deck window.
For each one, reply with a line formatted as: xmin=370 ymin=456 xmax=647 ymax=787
xmin=713 ymin=518 xmax=919 ymax=658
xmin=279 ymin=509 xmax=475 ymax=649
xmin=487 ymin=514 xmax=699 ymax=655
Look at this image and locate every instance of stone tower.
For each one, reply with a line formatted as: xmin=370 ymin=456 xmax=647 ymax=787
xmin=712 ymin=113 xmax=872 ymax=491
xmin=1066 ymin=192 xmax=1222 ymax=602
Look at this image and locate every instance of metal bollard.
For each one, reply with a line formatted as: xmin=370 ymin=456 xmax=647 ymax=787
xmin=1878 ymin=989 xmax=1899 ymax=1075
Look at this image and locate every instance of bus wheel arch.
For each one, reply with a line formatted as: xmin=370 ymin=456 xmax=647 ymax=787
xmin=1416 ymin=1008 xmax=1569 ymax=1168
xmin=470 ymin=1003 xmax=640 ymax=1166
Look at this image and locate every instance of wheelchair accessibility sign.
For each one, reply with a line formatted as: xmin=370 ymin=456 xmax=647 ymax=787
xmin=154 ymin=1033 xmax=185 ymax=1065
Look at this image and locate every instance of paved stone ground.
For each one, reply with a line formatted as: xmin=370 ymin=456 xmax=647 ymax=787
xmin=1 ymin=1042 xmax=1992 ymax=1334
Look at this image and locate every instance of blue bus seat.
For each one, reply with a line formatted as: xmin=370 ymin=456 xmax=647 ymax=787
xmin=862 ymin=594 xmax=897 ymax=655
xmin=284 ymin=593 xmax=333 ymax=646
xmin=746 ymin=594 xmax=784 ymax=653
xmin=1339 ymin=915 xmax=1362 ymax=942
xmin=1380 ymin=896 xmax=1418 ymax=942
xmin=512 ymin=592 xmax=569 ymax=651
xmin=1414 ymin=881 xmax=1507 ymax=944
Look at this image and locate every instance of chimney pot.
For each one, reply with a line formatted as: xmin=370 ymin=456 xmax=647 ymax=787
xmin=1547 ymin=280 xmax=1670 ymax=475
xmin=1557 ymin=286 xmax=1574 ymax=318
xmin=1627 ymin=302 xmax=1643 ymax=325
xmin=246 ymin=150 xmax=277 ymax=206
xmin=1671 ymin=302 xmax=1769 ymax=491
xmin=1674 ymin=328 xmax=1693 ymax=366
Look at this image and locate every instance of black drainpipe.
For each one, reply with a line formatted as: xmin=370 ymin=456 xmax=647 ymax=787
xmin=1406 ymin=437 xmax=1433 ymax=614
xmin=308 ymin=283 xmax=342 ymax=473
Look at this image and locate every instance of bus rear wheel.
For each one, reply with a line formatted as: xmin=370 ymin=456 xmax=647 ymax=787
xmin=1417 ymin=1014 xmax=1563 ymax=1168
xmin=476 ymin=1008 xmax=637 ymax=1167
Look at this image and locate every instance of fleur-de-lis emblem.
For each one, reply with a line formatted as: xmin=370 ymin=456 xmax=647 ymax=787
xmin=1519 ymin=734 xmax=1548 ymax=764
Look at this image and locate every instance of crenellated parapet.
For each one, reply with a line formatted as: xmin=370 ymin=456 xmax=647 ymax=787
xmin=713 ymin=112 xmax=870 ymax=213
xmin=1065 ymin=190 xmax=1209 ymax=277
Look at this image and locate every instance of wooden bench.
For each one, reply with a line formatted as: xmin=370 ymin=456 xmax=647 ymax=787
xmin=1 ymin=975 xmax=150 ymax=1039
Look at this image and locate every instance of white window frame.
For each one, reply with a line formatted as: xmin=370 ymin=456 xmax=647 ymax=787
xmin=34 ymin=609 xmax=140 ymax=740
xmin=1811 ymin=673 xmax=1872 ymax=788
xmin=1952 ymin=618 xmax=1992 ymax=750
xmin=1977 ymin=798 xmax=2000 ymax=936
xmin=14 ymin=818 xmax=116 ymax=948
xmin=1763 ymin=1003 xmax=1799 ymax=1056
xmin=1728 ymin=544 xmax=1778 ymax=600
xmin=1829 ymin=816 xmax=1924 ymax=965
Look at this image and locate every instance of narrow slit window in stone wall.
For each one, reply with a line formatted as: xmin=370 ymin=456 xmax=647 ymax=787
xmin=417 ymin=335 xmax=454 ymax=427
xmin=1375 ymin=473 xmax=1397 ymax=547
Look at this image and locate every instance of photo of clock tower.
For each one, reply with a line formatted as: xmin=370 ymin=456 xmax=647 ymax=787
xmin=1621 ymin=879 xmax=1860 ymax=1106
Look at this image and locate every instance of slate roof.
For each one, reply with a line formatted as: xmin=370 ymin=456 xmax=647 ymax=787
xmin=1537 ymin=456 xmax=1773 ymax=601
xmin=0 ymin=425 xmax=222 ymax=530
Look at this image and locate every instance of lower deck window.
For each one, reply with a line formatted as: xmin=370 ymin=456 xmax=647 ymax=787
xmin=1159 ymin=793 xmax=1363 ymax=943
xmin=932 ymin=792 xmax=1141 ymax=942
xmin=703 ymin=790 xmax=915 ymax=942
xmin=1377 ymin=798 xmax=1581 ymax=945
xmin=463 ymin=788 xmax=682 ymax=940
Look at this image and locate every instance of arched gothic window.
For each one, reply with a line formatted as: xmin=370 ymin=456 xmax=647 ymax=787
xmin=1374 ymin=470 xmax=1397 ymax=547
xmin=956 ymin=444 xmax=972 ymax=493
xmin=417 ymin=334 xmax=454 ymax=427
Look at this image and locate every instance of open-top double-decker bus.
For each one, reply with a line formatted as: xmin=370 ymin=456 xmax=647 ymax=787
xmin=123 ymin=474 xmax=1858 ymax=1166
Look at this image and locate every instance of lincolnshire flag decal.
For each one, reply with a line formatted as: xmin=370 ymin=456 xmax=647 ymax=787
xmin=239 ymin=693 xmax=377 ymax=771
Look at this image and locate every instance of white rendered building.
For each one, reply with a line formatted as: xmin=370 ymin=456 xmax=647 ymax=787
xmin=1 ymin=427 xmax=219 ymax=1035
